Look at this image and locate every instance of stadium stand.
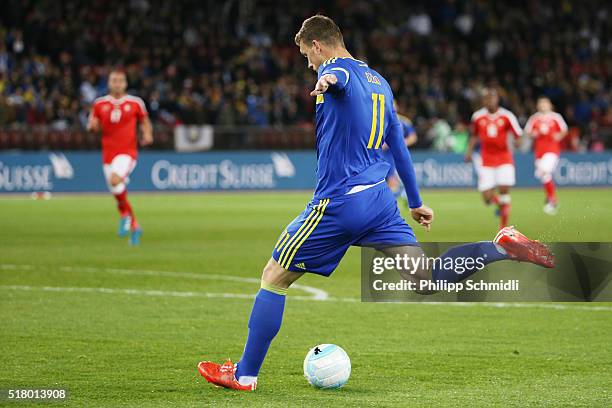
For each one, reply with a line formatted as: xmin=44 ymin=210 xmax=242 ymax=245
xmin=0 ymin=0 xmax=609 ymax=150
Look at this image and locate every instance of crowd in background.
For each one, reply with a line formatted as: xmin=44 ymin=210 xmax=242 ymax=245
xmin=0 ymin=0 xmax=610 ymax=150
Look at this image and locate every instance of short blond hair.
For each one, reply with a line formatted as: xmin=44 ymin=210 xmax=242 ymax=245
xmin=294 ymin=15 xmax=344 ymax=47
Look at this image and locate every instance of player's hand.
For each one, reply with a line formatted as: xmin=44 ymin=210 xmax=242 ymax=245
xmin=87 ymin=117 xmax=100 ymax=132
xmin=410 ymin=205 xmax=434 ymax=232
xmin=310 ymin=74 xmax=338 ymax=96
xmin=141 ymin=134 xmax=154 ymax=146
xmin=464 ymin=151 xmax=472 ymax=162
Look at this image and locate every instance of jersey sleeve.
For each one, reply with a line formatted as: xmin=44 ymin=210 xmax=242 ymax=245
xmin=469 ymin=112 xmax=479 ymax=136
xmin=504 ymin=111 xmax=522 ymax=138
xmin=133 ymin=97 xmax=148 ymax=121
xmin=318 ymin=59 xmax=350 ymax=93
xmin=553 ymin=113 xmax=568 ymax=132
xmin=524 ymin=114 xmax=535 ymax=135
xmin=386 ymin=103 xmax=422 ymax=209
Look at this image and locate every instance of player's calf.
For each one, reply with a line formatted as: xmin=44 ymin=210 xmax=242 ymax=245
xmin=538 ymin=172 xmax=558 ymax=215
xmin=481 ymin=189 xmax=499 ymax=206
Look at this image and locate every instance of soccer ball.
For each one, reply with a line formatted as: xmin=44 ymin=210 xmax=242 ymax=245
xmin=303 ymin=344 xmax=351 ymax=389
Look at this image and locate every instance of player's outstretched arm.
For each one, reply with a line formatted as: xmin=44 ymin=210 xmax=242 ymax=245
xmin=310 ymin=74 xmax=338 ymax=96
xmin=386 ymin=116 xmax=433 ymax=230
xmin=464 ymin=134 xmax=478 ymax=162
xmin=140 ymin=117 xmax=154 ymax=146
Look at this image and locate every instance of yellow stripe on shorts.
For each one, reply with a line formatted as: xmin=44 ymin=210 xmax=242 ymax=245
xmin=274 ymin=230 xmax=287 ymax=249
xmin=275 ymin=230 xmax=292 ymax=252
xmin=276 ymin=200 xmax=323 ymax=266
xmin=281 ymin=199 xmax=330 ymax=269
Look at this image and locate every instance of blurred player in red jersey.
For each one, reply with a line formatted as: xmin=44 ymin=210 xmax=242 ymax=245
xmin=524 ymin=96 xmax=568 ymax=215
xmin=465 ymin=88 xmax=522 ymax=229
xmin=87 ymin=70 xmax=153 ymax=245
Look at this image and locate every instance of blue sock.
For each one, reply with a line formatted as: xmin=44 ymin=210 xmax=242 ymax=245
xmin=235 ymin=288 xmax=285 ymax=379
xmin=432 ymin=242 xmax=509 ymax=283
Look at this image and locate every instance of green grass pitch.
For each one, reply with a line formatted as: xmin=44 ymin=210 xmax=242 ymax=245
xmin=1 ymin=188 xmax=611 ymax=407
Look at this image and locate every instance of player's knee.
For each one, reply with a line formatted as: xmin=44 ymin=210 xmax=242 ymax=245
xmin=109 ymin=182 xmax=126 ymax=195
xmin=109 ymin=173 xmax=122 ymax=186
xmin=261 ymin=258 xmax=302 ymax=290
xmin=482 ymin=191 xmax=494 ymax=204
xmin=540 ymin=173 xmax=552 ymax=183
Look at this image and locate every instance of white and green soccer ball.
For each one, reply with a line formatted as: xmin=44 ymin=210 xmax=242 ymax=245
xmin=303 ymin=344 xmax=351 ymax=389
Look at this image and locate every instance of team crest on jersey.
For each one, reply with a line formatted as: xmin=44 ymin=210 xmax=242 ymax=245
xmin=497 ymin=119 xmax=504 ymax=126
xmin=101 ymin=105 xmax=110 ymax=112
xmin=124 ymin=104 xmax=131 ymax=112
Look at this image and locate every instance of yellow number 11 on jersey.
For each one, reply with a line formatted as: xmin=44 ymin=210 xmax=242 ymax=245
xmin=367 ymin=93 xmax=385 ymax=149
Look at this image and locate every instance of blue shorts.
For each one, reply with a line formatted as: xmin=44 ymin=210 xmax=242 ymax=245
xmin=271 ymin=182 xmax=418 ymax=276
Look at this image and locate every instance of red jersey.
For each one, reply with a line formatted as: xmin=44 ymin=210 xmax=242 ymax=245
xmin=91 ymin=95 xmax=148 ymax=164
xmin=524 ymin=111 xmax=567 ymax=158
xmin=471 ymin=107 xmax=522 ymax=167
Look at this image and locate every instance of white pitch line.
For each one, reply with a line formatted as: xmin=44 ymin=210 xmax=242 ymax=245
xmin=2 ymin=264 xmax=612 ymax=311
xmin=2 ymin=264 xmax=329 ymax=300
xmin=59 ymin=265 xmax=329 ymax=300
xmin=1 ymin=285 xmax=612 ymax=312
xmin=0 ymin=284 xmax=322 ymax=302
xmin=0 ymin=264 xmax=34 ymax=270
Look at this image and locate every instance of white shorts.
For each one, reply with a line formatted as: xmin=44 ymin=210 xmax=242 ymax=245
xmin=475 ymin=159 xmax=516 ymax=191
xmin=534 ymin=153 xmax=559 ymax=182
xmin=103 ymin=154 xmax=136 ymax=191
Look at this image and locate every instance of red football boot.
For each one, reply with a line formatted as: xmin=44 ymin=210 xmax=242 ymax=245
xmin=197 ymin=360 xmax=257 ymax=391
xmin=493 ymin=226 xmax=555 ymax=268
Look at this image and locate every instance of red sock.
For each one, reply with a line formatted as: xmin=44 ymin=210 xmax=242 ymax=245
xmin=114 ymin=191 xmax=136 ymax=227
xmin=543 ymin=181 xmax=556 ymax=204
xmin=500 ymin=203 xmax=510 ymax=228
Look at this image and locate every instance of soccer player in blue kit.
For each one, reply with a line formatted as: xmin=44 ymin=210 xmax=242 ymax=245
xmin=198 ymin=15 xmax=554 ymax=391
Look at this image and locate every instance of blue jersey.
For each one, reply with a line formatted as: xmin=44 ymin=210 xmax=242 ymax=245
xmin=314 ymin=57 xmax=402 ymax=199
